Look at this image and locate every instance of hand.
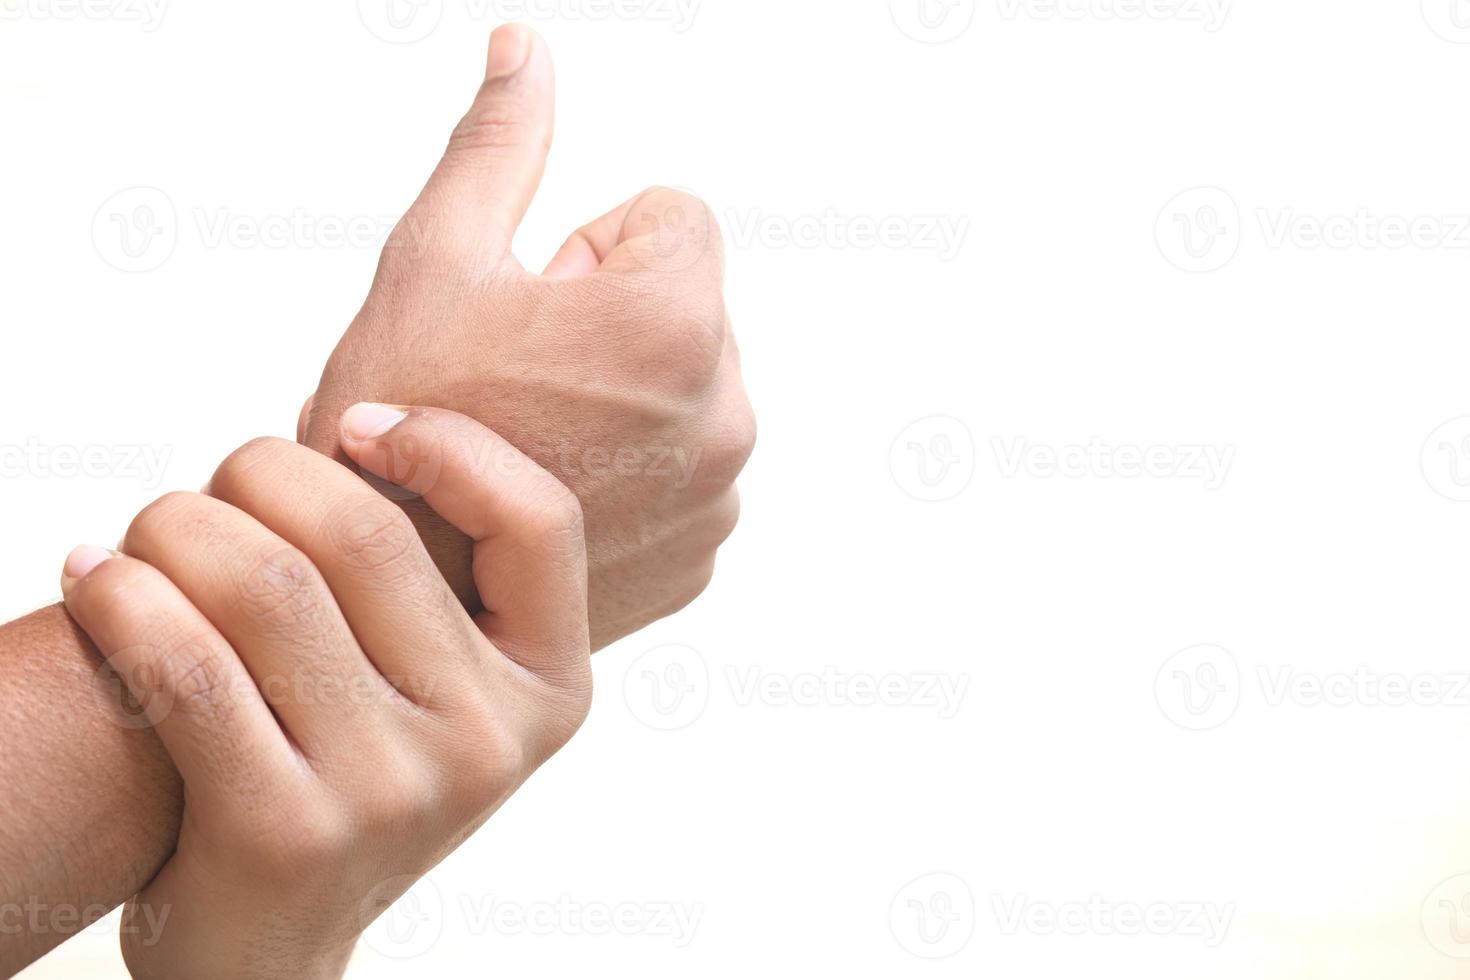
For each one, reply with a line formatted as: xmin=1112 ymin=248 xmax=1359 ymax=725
xmin=59 ymin=405 xmax=592 ymax=979
xmin=303 ymin=24 xmax=755 ymax=651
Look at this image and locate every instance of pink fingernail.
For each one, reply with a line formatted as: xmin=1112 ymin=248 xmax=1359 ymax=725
xmin=61 ymin=544 xmax=113 ymax=590
xmin=485 ymin=23 xmax=533 ymax=80
xmin=342 ymin=403 xmax=408 ymax=442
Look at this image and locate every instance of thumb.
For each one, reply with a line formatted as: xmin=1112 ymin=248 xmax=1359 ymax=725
xmin=409 ymin=23 xmax=555 ymax=266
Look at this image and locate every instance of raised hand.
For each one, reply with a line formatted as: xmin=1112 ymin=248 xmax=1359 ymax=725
xmin=303 ymin=24 xmax=755 ymax=651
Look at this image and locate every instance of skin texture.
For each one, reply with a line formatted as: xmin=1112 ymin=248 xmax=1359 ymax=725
xmin=0 ymin=24 xmax=750 ymax=976
xmin=0 ymin=604 xmax=183 ymax=977
xmin=304 ymin=25 xmax=756 ymax=650
xmin=59 ymin=407 xmax=592 ymax=979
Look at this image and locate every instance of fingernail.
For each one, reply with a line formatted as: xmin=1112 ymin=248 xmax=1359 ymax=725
xmin=61 ymin=544 xmax=114 ymax=592
xmin=342 ymin=403 xmax=408 ymax=442
xmin=485 ymin=23 xmax=533 ymax=80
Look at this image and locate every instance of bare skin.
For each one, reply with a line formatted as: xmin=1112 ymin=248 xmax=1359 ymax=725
xmin=60 ymin=407 xmax=591 ymax=979
xmin=0 ymin=23 xmax=752 ymax=976
xmin=304 ymin=24 xmax=754 ymax=650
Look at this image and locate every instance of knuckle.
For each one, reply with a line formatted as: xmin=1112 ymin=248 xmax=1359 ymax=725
xmin=128 ymin=489 xmax=193 ymax=533
xmin=153 ymin=632 xmax=236 ymax=716
xmin=689 ymin=555 xmax=718 ymax=598
xmin=354 ymin=754 xmax=435 ymax=834
xmin=673 ymin=557 xmax=718 ymax=614
xmin=126 ymin=491 xmax=212 ymax=550
xmin=448 ymin=715 xmax=526 ymax=811
xmin=214 ymin=436 xmax=294 ymax=489
xmin=235 ymin=545 xmax=324 ymax=632
xmin=695 ymin=401 xmax=758 ymax=489
xmin=728 ymin=400 xmax=759 ymax=470
xmin=523 ymin=483 xmax=585 ymax=552
xmin=595 ymin=280 xmax=726 ymax=393
xmin=329 ymin=497 xmax=420 ymax=576
xmin=268 ymin=809 xmax=353 ymax=875
xmin=708 ymin=489 xmax=742 ymax=548
xmin=663 ymin=294 xmax=728 ymax=378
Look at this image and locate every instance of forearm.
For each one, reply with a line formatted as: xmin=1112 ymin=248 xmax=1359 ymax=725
xmin=0 ymin=604 xmax=182 ymax=977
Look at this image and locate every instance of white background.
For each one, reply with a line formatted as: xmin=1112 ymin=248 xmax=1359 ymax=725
xmin=5 ymin=0 xmax=1470 ymax=976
